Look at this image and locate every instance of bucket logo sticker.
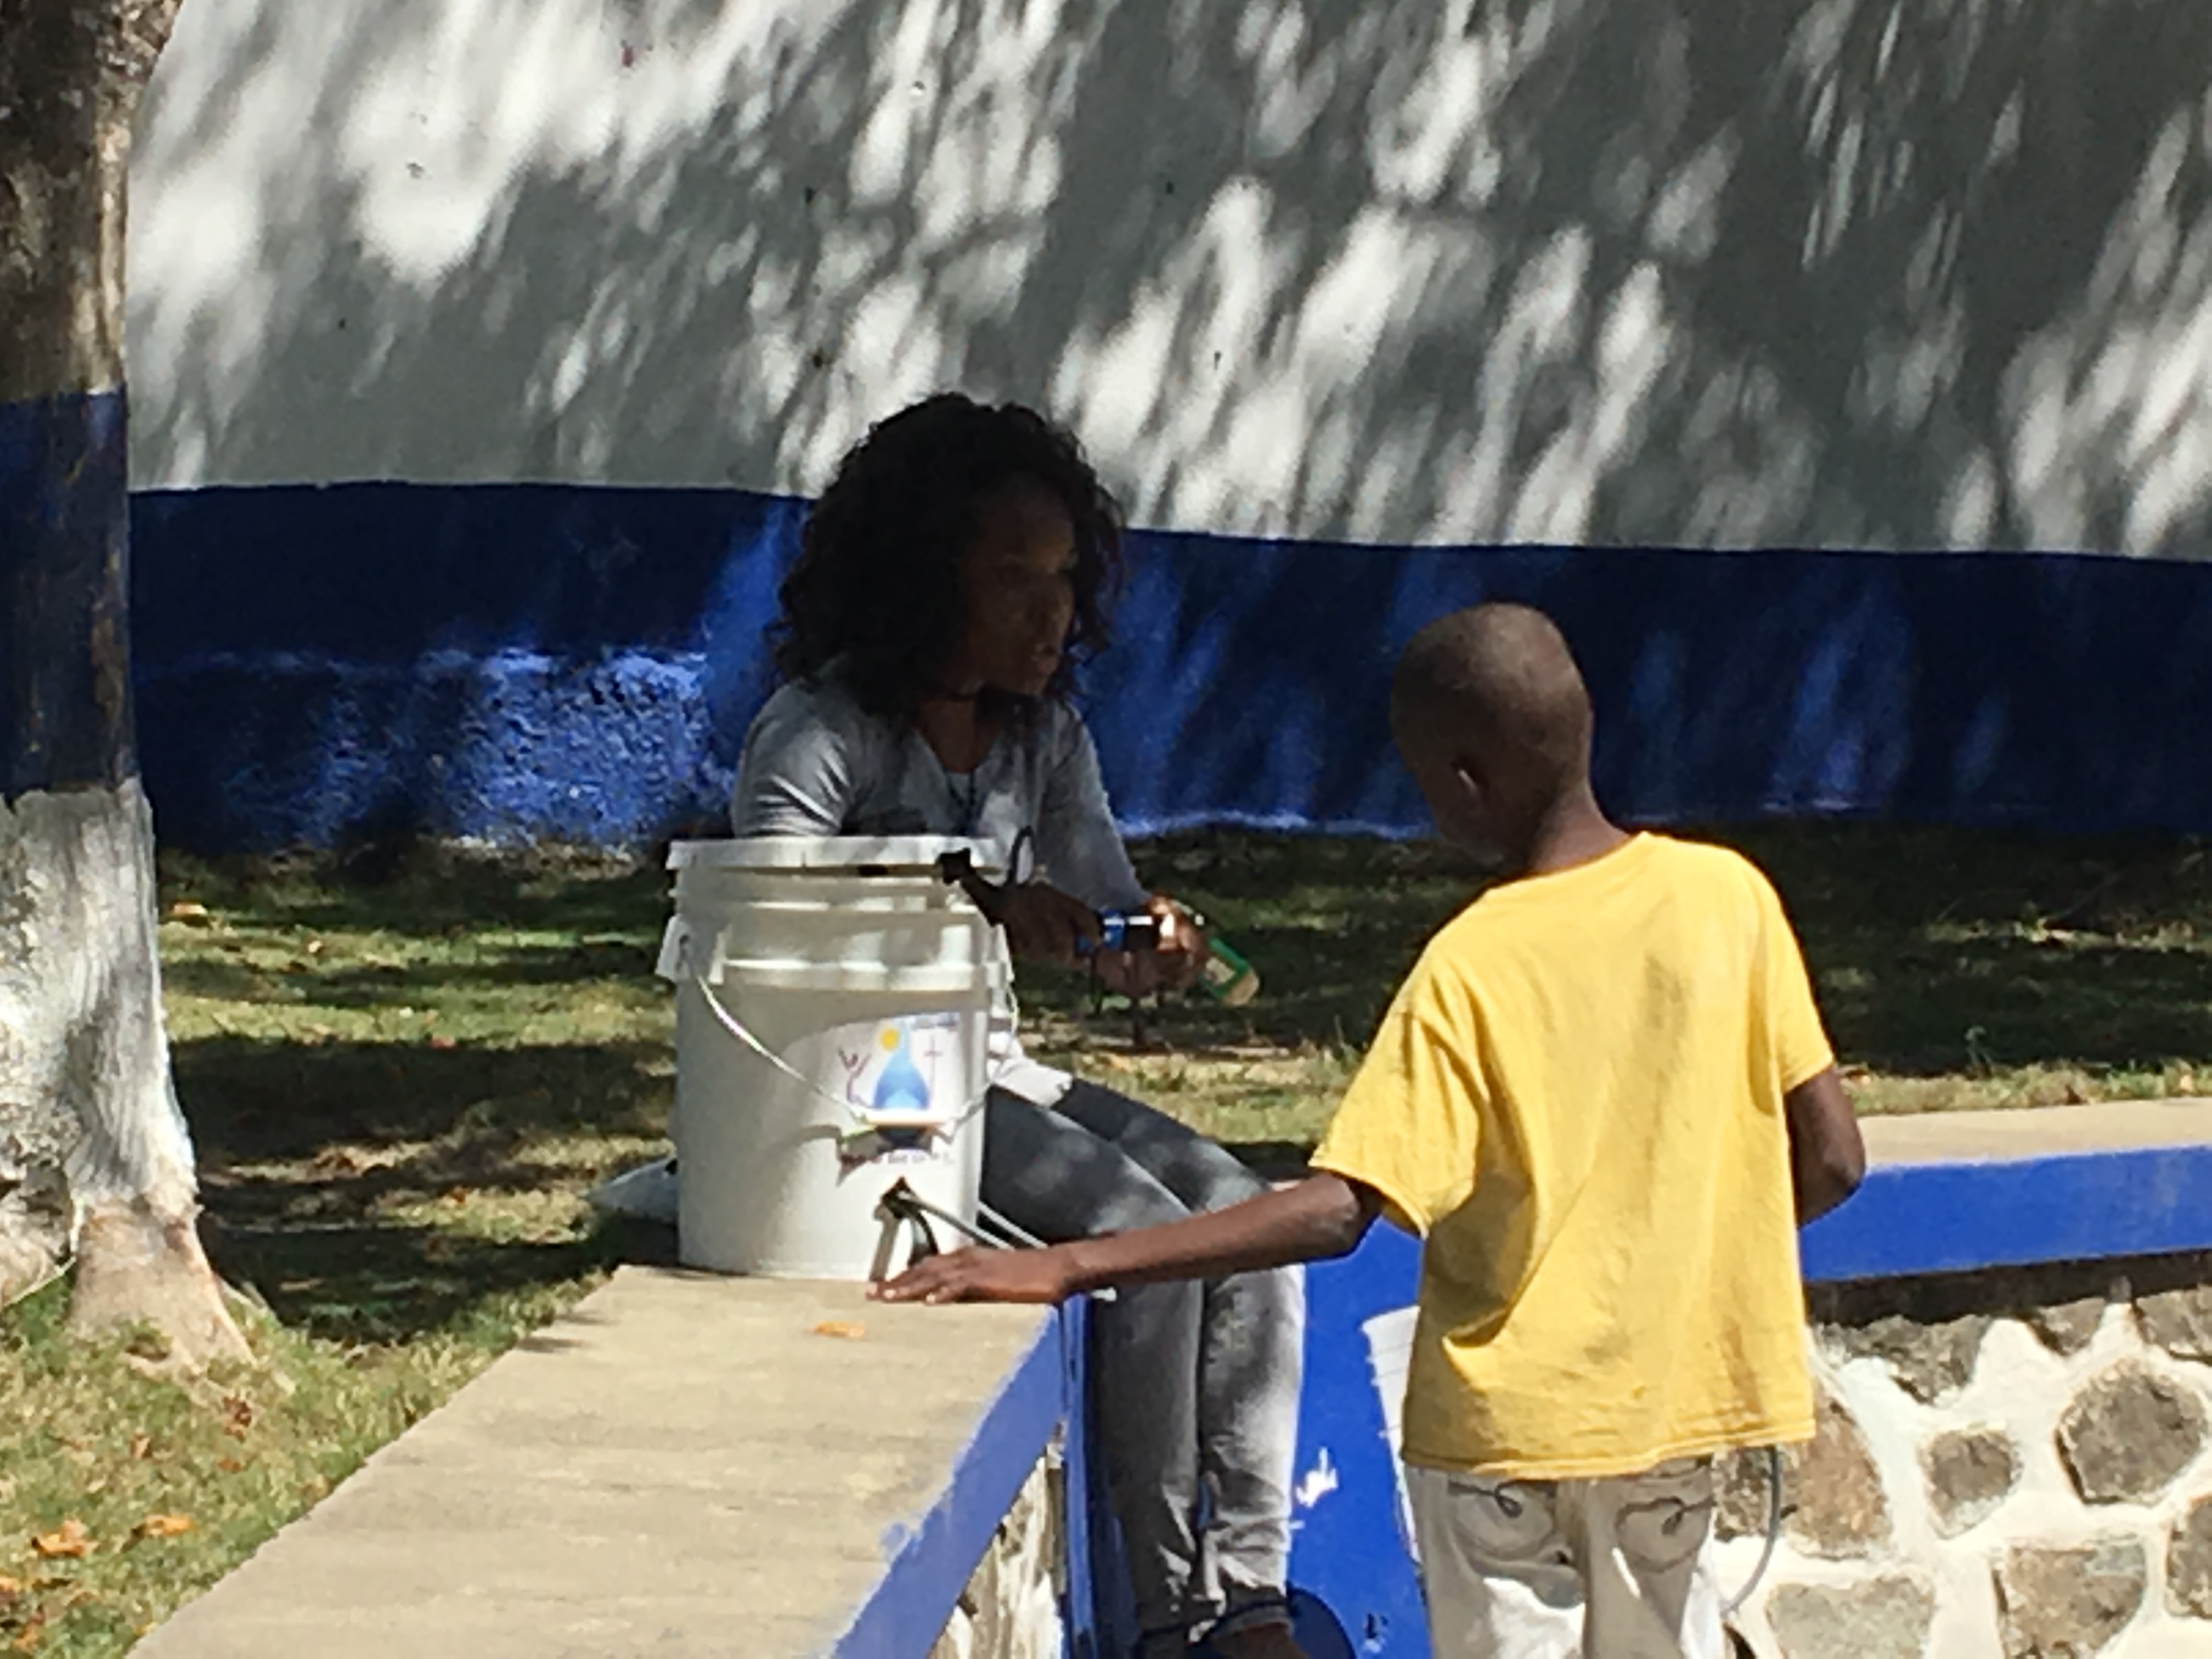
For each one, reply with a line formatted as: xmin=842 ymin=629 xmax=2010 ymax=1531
xmin=871 ymin=1025 xmax=932 ymax=1116
xmin=836 ymin=1015 xmax=957 ymax=1167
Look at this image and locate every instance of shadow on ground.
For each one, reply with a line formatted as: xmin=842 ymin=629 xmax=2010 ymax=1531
xmin=157 ymin=822 xmax=2212 ymax=1322
xmin=1122 ymin=821 xmax=2212 ymax=1098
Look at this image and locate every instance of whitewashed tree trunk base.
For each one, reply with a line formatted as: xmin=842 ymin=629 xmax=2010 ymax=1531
xmin=71 ymin=1197 xmax=247 ymax=1369
xmin=0 ymin=781 xmax=247 ymax=1364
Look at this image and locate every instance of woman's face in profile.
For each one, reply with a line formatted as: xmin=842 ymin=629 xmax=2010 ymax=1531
xmin=947 ymin=479 xmax=1079 ymax=698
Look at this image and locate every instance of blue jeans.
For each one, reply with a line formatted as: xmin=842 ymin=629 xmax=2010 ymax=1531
xmin=982 ymin=1079 xmax=1306 ymax=1646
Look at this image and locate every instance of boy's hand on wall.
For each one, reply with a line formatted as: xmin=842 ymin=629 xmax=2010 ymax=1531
xmin=872 ymin=1245 xmax=1077 ymax=1306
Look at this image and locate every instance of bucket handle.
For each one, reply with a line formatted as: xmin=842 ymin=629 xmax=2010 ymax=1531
xmin=936 ymin=828 xmax=1037 ymax=923
xmin=689 ymin=974 xmax=970 ymax=1135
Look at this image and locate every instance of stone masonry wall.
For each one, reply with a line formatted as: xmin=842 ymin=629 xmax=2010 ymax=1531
xmin=930 ymin=1447 xmax=1064 ymax=1659
xmin=1715 ymin=1252 xmax=2212 ymax=1658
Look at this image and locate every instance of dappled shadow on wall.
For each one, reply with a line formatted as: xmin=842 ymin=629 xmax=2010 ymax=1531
xmin=130 ymin=0 xmax=2212 ymax=556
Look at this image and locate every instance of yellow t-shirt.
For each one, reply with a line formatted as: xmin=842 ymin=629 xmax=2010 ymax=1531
xmin=1311 ymin=833 xmax=1832 ymax=1479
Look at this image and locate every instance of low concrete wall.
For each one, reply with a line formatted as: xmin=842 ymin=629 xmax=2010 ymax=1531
xmin=132 ymin=1111 xmax=2212 ymax=1656
xmin=611 ymin=1103 xmax=2212 ymax=1658
xmin=131 ymin=1272 xmax=1076 ymax=1659
xmin=830 ymin=1299 xmax=1088 ymax=1659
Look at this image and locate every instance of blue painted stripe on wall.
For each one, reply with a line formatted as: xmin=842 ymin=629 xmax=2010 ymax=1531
xmin=3 ymin=389 xmax=136 ymax=796
xmin=1799 ymin=1144 xmax=2212 ymax=1282
xmin=1288 ymin=1148 xmax=2212 ymax=1300
xmin=131 ymin=481 xmax=2212 ymax=849
xmin=833 ymin=1310 xmax=1070 ymax=1658
xmin=1290 ymin=1226 xmax=1430 ymax=1659
xmin=137 ymin=648 xmax=733 ymax=849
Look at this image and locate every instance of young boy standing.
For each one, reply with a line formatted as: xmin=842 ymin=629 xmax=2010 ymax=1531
xmin=877 ymin=603 xmax=1867 ymax=1659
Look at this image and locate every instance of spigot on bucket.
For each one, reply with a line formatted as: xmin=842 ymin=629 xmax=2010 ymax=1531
xmin=869 ymin=1178 xmax=943 ymax=1282
xmin=936 ymin=845 xmax=1012 ymax=925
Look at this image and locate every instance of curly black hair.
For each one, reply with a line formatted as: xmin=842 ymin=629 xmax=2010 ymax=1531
xmin=769 ymin=394 xmax=1124 ymax=718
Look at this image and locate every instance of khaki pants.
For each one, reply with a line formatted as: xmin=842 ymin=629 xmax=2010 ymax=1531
xmin=1407 ymin=1459 xmax=1723 ymax=1658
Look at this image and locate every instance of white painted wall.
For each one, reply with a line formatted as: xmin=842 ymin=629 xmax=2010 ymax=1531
xmin=128 ymin=0 xmax=2212 ymax=555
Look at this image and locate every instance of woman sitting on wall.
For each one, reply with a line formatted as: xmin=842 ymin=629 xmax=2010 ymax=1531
xmin=730 ymin=393 xmax=1307 ymax=1659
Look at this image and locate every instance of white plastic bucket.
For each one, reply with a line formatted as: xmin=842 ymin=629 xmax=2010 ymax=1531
xmin=656 ymin=837 xmax=1006 ymax=1279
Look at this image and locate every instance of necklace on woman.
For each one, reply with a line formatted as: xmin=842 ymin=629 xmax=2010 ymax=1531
xmin=947 ymin=758 xmax=982 ymax=837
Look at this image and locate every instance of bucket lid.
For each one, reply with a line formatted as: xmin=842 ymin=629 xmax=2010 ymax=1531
xmin=667 ymin=836 xmax=1006 ymax=874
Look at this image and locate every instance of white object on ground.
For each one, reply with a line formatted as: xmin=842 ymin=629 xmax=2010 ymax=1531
xmin=584 ymin=1155 xmax=679 ymax=1224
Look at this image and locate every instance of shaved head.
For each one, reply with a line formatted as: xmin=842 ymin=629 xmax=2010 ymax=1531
xmin=1391 ymin=604 xmax=1594 ymax=790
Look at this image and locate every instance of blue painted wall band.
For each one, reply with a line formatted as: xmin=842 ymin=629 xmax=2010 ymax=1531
xmin=1797 ymin=1144 xmax=2212 ymax=1283
xmin=2 ymin=390 xmax=137 ymax=798
xmin=833 ymin=1308 xmax=1070 ymax=1658
xmin=129 ymin=481 xmax=2212 ymax=850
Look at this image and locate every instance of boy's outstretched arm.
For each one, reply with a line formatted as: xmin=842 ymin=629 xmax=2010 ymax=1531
xmin=1786 ymin=1065 xmax=1865 ymax=1224
xmin=871 ymin=1173 xmax=1383 ymax=1306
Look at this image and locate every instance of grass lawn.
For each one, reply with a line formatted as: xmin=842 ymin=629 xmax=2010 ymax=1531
xmin=5 ymin=822 xmax=2211 ymax=1651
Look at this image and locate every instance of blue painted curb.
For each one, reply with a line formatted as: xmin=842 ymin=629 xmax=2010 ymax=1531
xmin=833 ymin=1308 xmax=1072 ymax=1658
xmin=1800 ymin=1143 xmax=2212 ymax=1282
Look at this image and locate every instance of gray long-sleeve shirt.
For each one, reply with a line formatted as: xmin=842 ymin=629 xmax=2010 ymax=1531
xmin=729 ymin=674 xmax=1150 ymax=915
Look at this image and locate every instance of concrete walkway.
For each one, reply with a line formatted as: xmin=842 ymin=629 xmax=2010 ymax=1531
xmin=136 ymin=1270 xmax=1048 ymax=1659
xmin=1861 ymin=1094 xmax=2212 ymax=1163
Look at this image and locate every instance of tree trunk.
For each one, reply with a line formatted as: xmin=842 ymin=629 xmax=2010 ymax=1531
xmin=1 ymin=0 xmax=246 ymax=1368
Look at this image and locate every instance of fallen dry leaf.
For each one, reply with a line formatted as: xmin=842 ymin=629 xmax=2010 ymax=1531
xmin=31 ymin=1520 xmax=91 ymax=1560
xmin=810 ymin=1319 xmax=867 ymax=1341
xmin=165 ymin=901 xmax=212 ymax=925
xmin=129 ymin=1435 xmax=152 ymax=1461
xmin=0 ymin=1574 xmax=20 ymax=1598
xmin=213 ymin=1457 xmax=245 ymax=1475
xmin=12 ymin=1622 xmax=42 ymax=1652
xmin=221 ymin=1396 xmax=255 ymax=1436
xmin=133 ymin=1515 xmax=194 ymax=1541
